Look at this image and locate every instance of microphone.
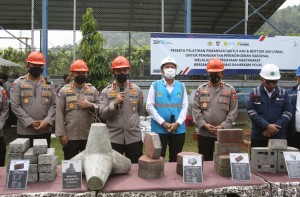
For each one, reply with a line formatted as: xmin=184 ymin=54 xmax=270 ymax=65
xmin=120 ymin=85 xmax=124 ymax=109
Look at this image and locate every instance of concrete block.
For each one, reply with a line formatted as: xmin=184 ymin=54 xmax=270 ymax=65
xmin=8 ymin=138 xmax=30 ymax=153
xmin=38 ymin=156 xmax=58 ymax=173
xmin=177 ymin=152 xmax=202 ymax=165
xmin=268 ymin=139 xmax=287 ymax=150
xmin=24 ymin=148 xmax=38 ymax=164
xmin=217 ymin=129 xmax=243 ymax=143
xmin=138 ymin=169 xmax=163 ymax=179
xmin=144 ymin=132 xmax=162 ymax=159
xmin=277 ymin=147 xmax=299 ymax=172
xmin=214 ymin=153 xmax=230 ymax=168
xmin=28 ymin=173 xmax=38 ymax=183
xmin=29 ymin=164 xmax=38 ymax=174
xmin=214 ymin=141 xmax=242 ymax=156
xmin=33 ymin=139 xmax=48 ymax=155
xmin=214 ymin=162 xmax=231 ymax=177
xmin=176 ymin=163 xmax=183 ymax=176
xmin=39 ymin=171 xmax=56 ymax=182
xmin=251 ymin=147 xmax=277 ymax=165
xmin=251 ymin=162 xmax=277 ymax=173
xmin=138 ymin=155 xmax=164 ymax=171
xmin=8 ymin=153 xmax=23 ymax=162
xmin=38 ymin=148 xmax=55 ymax=164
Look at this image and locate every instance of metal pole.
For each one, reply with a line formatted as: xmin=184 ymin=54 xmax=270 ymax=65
xmin=184 ymin=0 xmax=191 ymax=33
xmin=42 ymin=0 xmax=48 ymax=76
xmin=73 ymin=0 xmax=76 ymax=61
xmin=161 ymin=0 xmax=164 ymax=32
xmin=31 ymin=0 xmax=34 ymax=50
xmin=245 ymin=0 xmax=248 ymax=35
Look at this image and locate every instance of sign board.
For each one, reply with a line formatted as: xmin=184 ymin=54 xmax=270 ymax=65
xmin=7 ymin=160 xmax=29 ymax=189
xmin=62 ymin=160 xmax=82 ymax=189
xmin=183 ymin=155 xmax=203 ymax=183
xmin=230 ymin=153 xmax=251 ymax=181
xmin=283 ymin=152 xmax=300 ymax=178
xmin=151 ymin=33 xmax=300 ymax=75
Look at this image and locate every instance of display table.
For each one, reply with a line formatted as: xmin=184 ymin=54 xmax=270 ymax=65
xmin=253 ymin=171 xmax=300 ymax=196
xmin=0 ymin=166 xmax=95 ymax=197
xmin=98 ymin=162 xmax=269 ymax=196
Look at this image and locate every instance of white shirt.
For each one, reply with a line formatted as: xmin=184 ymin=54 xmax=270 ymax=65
xmin=264 ymin=87 xmax=275 ymax=98
xmin=295 ymin=85 xmax=300 ymax=132
xmin=146 ymin=78 xmax=188 ymax=125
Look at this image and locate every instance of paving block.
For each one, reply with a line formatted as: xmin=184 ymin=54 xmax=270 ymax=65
xmin=138 ymin=169 xmax=163 ymax=179
xmin=33 ymin=139 xmax=48 ymax=155
xmin=176 ymin=163 xmax=183 ymax=176
xmin=24 ymin=148 xmax=38 ymax=164
xmin=8 ymin=138 xmax=30 ymax=153
xmin=144 ymin=132 xmax=162 ymax=159
xmin=39 ymin=171 xmax=57 ymax=182
xmin=38 ymin=148 xmax=55 ymax=164
xmin=214 ymin=162 xmax=231 ymax=177
xmin=29 ymin=164 xmax=38 ymax=174
xmin=268 ymin=139 xmax=287 ymax=150
xmin=177 ymin=152 xmax=202 ymax=165
xmin=138 ymin=155 xmax=164 ymax=171
xmin=214 ymin=141 xmax=242 ymax=156
xmin=28 ymin=173 xmax=38 ymax=183
xmin=251 ymin=147 xmax=277 ymax=165
xmin=217 ymin=129 xmax=243 ymax=143
xmin=38 ymin=156 xmax=58 ymax=173
xmin=8 ymin=153 xmax=23 ymax=162
xmin=214 ymin=153 xmax=230 ymax=168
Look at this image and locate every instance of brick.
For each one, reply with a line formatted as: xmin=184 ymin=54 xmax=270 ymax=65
xmin=39 ymin=171 xmax=57 ymax=182
xmin=138 ymin=169 xmax=163 ymax=179
xmin=176 ymin=163 xmax=183 ymax=176
xmin=8 ymin=138 xmax=30 ymax=153
xmin=33 ymin=139 xmax=48 ymax=155
xmin=268 ymin=139 xmax=287 ymax=150
xmin=29 ymin=164 xmax=38 ymax=174
xmin=144 ymin=132 xmax=162 ymax=159
xmin=214 ymin=153 xmax=230 ymax=168
xmin=138 ymin=155 xmax=164 ymax=171
xmin=28 ymin=174 xmax=38 ymax=183
xmin=24 ymin=148 xmax=38 ymax=164
xmin=177 ymin=152 xmax=202 ymax=165
xmin=38 ymin=156 xmax=58 ymax=173
xmin=214 ymin=141 xmax=242 ymax=156
xmin=217 ymin=129 xmax=243 ymax=143
xmin=214 ymin=162 xmax=231 ymax=177
xmin=38 ymin=148 xmax=55 ymax=164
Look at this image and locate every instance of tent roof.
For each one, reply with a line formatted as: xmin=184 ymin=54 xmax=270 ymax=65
xmin=0 ymin=0 xmax=285 ymax=34
xmin=0 ymin=58 xmax=22 ymax=67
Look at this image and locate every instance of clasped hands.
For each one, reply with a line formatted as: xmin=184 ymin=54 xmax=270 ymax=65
xmin=30 ymin=120 xmax=49 ymax=132
xmin=162 ymin=121 xmax=180 ymax=133
xmin=204 ymin=124 xmax=224 ymax=135
xmin=262 ymin=124 xmax=281 ymax=137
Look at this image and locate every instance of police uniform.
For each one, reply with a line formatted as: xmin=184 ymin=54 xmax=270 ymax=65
xmin=192 ymin=81 xmax=238 ymax=161
xmin=10 ymin=74 xmax=56 ymax=147
xmin=99 ymin=82 xmax=143 ymax=163
xmin=0 ymin=87 xmax=9 ymax=166
xmin=55 ymin=82 xmax=99 ymax=160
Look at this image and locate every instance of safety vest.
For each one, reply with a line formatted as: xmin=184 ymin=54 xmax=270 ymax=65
xmin=151 ymin=80 xmax=186 ymax=134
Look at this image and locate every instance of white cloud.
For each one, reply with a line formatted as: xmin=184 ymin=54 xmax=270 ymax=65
xmin=279 ymin=0 xmax=300 ymax=9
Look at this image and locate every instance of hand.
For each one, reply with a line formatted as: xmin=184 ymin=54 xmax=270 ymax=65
xmin=59 ymin=135 xmax=68 ymax=147
xmin=161 ymin=121 xmax=171 ymax=132
xmin=266 ymin=124 xmax=281 ymax=135
xmin=168 ymin=122 xmax=180 ymax=133
xmin=31 ymin=121 xmax=41 ymax=131
xmin=204 ymin=124 xmax=217 ymax=134
xmin=212 ymin=125 xmax=224 ymax=134
xmin=34 ymin=120 xmax=49 ymax=132
xmin=78 ymin=99 xmax=93 ymax=109
xmin=113 ymin=92 xmax=125 ymax=106
xmin=262 ymin=130 xmax=272 ymax=137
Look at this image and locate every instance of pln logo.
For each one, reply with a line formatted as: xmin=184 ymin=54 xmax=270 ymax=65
xmin=153 ymin=40 xmax=172 ymax=44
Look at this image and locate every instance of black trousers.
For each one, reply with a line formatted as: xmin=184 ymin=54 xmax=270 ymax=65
xmin=287 ymin=133 xmax=300 ymax=149
xmin=159 ymin=133 xmax=185 ymax=162
xmin=63 ymin=140 xmax=87 ymax=160
xmin=18 ymin=132 xmax=51 ymax=148
xmin=111 ymin=140 xmax=143 ymax=164
xmin=198 ymin=135 xmax=216 ymax=161
xmin=251 ymin=138 xmax=269 ymax=148
xmin=0 ymin=137 xmax=6 ymax=167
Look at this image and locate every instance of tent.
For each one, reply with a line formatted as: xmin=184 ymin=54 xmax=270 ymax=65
xmin=0 ymin=58 xmax=22 ymax=67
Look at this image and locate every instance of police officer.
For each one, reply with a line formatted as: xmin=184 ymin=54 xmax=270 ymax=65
xmin=55 ymin=74 xmax=70 ymax=94
xmin=247 ymin=64 xmax=292 ymax=148
xmin=146 ymin=56 xmax=188 ymax=162
xmin=0 ymin=87 xmax=9 ymax=166
xmin=99 ymin=56 xmax=143 ymax=163
xmin=193 ymin=58 xmax=238 ymax=161
xmin=56 ymin=60 xmax=99 ymax=160
xmin=10 ymin=51 xmax=56 ymax=147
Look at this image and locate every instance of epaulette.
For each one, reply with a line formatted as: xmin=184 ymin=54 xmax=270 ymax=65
xmin=223 ymin=82 xmax=234 ymax=89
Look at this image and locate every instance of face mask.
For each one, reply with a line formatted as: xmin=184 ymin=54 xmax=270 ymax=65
xmin=29 ymin=67 xmax=43 ymax=77
xmin=115 ymin=73 xmax=129 ymax=84
xmin=74 ymin=75 xmax=86 ymax=84
xmin=209 ymin=73 xmax=221 ymax=84
xmin=163 ymin=68 xmax=176 ymax=79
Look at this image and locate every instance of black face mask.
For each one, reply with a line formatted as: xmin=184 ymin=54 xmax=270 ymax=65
xmin=29 ymin=67 xmax=43 ymax=77
xmin=209 ymin=73 xmax=221 ymax=84
xmin=74 ymin=75 xmax=86 ymax=84
xmin=115 ymin=73 xmax=129 ymax=84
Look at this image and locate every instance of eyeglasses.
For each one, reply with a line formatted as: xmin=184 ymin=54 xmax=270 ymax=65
xmin=264 ymin=79 xmax=278 ymax=84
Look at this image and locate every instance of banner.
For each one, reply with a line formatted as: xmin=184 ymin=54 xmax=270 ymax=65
xmin=150 ymin=33 xmax=300 ymax=75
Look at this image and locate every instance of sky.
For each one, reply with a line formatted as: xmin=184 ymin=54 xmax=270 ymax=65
xmin=0 ymin=0 xmax=299 ymax=51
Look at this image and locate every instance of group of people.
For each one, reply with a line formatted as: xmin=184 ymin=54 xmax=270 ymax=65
xmin=0 ymin=50 xmax=299 ymax=167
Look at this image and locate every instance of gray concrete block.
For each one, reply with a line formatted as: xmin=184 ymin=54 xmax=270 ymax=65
xmin=33 ymin=139 xmax=48 ymax=155
xmin=8 ymin=138 xmax=30 ymax=153
xmin=39 ymin=171 xmax=57 ymax=182
xmin=217 ymin=129 xmax=243 ymax=143
xmin=251 ymin=162 xmax=277 ymax=173
xmin=138 ymin=155 xmax=164 ymax=171
xmin=177 ymin=152 xmax=202 ymax=165
xmin=144 ymin=132 xmax=162 ymax=159
xmin=176 ymin=163 xmax=183 ymax=176
xmin=251 ymin=147 xmax=277 ymax=165
xmin=24 ymin=148 xmax=38 ymax=164
xmin=138 ymin=169 xmax=163 ymax=179
xmin=29 ymin=164 xmax=38 ymax=174
xmin=268 ymin=139 xmax=287 ymax=150
xmin=38 ymin=148 xmax=55 ymax=164
xmin=28 ymin=173 xmax=38 ymax=183
xmin=38 ymin=156 xmax=58 ymax=173
xmin=214 ymin=141 xmax=242 ymax=156
xmin=8 ymin=153 xmax=23 ymax=162
xmin=214 ymin=153 xmax=230 ymax=168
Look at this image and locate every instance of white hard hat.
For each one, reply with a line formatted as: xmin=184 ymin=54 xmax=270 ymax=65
xmin=160 ymin=57 xmax=177 ymax=69
xmin=259 ymin=64 xmax=281 ymax=80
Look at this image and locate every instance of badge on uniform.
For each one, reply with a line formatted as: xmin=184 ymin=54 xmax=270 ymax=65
xmin=23 ymin=98 xmax=29 ymax=104
xmin=201 ymin=102 xmax=208 ymax=109
xmin=69 ymin=102 xmax=75 ymax=109
xmin=44 ymin=98 xmax=49 ymax=103
xmin=157 ymin=92 xmax=162 ymax=97
xmin=132 ymin=106 xmax=136 ymax=111
xmin=177 ymin=93 xmax=181 ymax=98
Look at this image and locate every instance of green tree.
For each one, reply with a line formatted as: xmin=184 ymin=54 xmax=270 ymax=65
xmin=79 ymin=8 xmax=111 ymax=90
